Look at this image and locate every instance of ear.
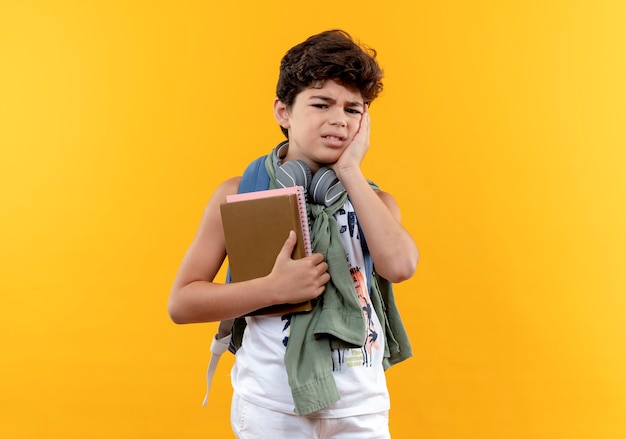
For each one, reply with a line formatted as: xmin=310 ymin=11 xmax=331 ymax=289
xmin=273 ymin=98 xmax=291 ymax=129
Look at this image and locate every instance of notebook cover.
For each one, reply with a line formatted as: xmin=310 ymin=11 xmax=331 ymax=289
xmin=220 ymin=189 xmax=313 ymax=315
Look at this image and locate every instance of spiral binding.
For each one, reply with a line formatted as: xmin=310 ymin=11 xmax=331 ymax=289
xmin=293 ymin=185 xmax=312 ymax=256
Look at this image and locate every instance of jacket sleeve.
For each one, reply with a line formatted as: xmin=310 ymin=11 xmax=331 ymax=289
xmin=370 ymin=272 xmax=413 ymax=370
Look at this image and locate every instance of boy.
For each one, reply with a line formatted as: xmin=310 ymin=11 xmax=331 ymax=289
xmin=169 ymin=30 xmax=419 ymax=438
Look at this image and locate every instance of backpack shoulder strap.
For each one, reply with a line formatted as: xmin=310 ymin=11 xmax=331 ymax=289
xmin=238 ymin=154 xmax=269 ymax=193
xmin=359 ymin=223 xmax=374 ymax=289
xmin=202 ymin=154 xmax=270 ymax=407
xmin=201 ymin=324 xmax=233 ymax=407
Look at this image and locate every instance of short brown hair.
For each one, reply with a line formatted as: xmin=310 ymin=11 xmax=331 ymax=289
xmin=276 ymin=30 xmax=384 ymax=137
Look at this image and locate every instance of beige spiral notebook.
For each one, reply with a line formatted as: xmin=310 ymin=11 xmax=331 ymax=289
xmin=220 ymin=186 xmax=313 ymax=315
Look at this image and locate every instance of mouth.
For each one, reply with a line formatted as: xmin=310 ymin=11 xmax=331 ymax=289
xmin=321 ymin=134 xmax=346 ymax=147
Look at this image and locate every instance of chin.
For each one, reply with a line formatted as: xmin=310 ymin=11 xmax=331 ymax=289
xmin=315 ymin=158 xmax=339 ymax=169
xmin=318 ymin=149 xmax=345 ymax=163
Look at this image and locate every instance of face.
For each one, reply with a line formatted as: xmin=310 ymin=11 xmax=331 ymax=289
xmin=274 ymin=80 xmax=364 ymax=172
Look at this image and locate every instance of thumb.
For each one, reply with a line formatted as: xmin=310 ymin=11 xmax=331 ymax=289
xmin=277 ymin=230 xmax=297 ymax=261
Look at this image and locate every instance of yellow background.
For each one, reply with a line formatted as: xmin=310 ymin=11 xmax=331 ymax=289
xmin=1 ymin=1 xmax=625 ymax=438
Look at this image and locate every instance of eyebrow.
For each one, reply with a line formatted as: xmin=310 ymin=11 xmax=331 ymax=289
xmin=309 ymin=95 xmax=364 ymax=108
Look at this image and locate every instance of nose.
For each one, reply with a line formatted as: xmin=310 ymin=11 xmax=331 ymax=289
xmin=329 ymin=110 xmax=347 ymax=127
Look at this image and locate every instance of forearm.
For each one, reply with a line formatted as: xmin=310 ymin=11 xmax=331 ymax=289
xmin=169 ymin=231 xmax=329 ymax=324
xmin=338 ymin=166 xmax=419 ymax=282
xmin=168 ymin=276 xmax=279 ymax=324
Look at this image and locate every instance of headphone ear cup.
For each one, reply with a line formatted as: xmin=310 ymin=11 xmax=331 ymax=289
xmin=310 ymin=167 xmax=344 ymax=206
xmin=275 ymin=160 xmax=313 ymax=189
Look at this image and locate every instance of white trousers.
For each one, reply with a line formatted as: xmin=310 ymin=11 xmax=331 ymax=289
xmin=230 ymin=392 xmax=391 ymax=439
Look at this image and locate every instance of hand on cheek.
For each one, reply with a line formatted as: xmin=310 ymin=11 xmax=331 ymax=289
xmin=335 ymin=105 xmax=370 ymax=174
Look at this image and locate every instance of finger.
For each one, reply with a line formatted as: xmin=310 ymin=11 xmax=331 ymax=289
xmin=320 ymin=271 xmax=331 ymax=285
xmin=317 ymin=261 xmax=329 ymax=274
xmin=361 ymin=106 xmax=371 ymax=133
xmin=307 ymin=252 xmax=326 ymax=265
xmin=356 ymin=107 xmax=370 ymax=137
xmin=277 ymin=231 xmax=297 ymax=260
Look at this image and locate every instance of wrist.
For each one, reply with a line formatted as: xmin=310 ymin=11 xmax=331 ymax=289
xmin=334 ymin=164 xmax=364 ymax=186
xmin=258 ymin=275 xmax=281 ymax=306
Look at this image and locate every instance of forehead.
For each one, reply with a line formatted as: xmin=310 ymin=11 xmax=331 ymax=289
xmin=299 ymin=80 xmax=363 ymax=104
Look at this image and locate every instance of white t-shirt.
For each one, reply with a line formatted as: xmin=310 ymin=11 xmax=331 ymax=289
xmin=231 ymin=200 xmax=389 ymax=417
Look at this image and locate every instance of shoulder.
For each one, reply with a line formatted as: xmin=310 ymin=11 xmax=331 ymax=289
xmin=375 ymin=189 xmax=402 ymax=221
xmin=214 ymin=176 xmax=241 ymax=199
xmin=200 ymin=176 xmax=241 ymax=217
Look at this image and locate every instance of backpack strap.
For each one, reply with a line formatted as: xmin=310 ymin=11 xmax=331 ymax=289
xmin=359 ymin=223 xmax=374 ymax=289
xmin=238 ymin=154 xmax=270 ymax=193
xmin=201 ymin=323 xmax=232 ymax=407
xmin=202 ymin=155 xmax=269 ymax=407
